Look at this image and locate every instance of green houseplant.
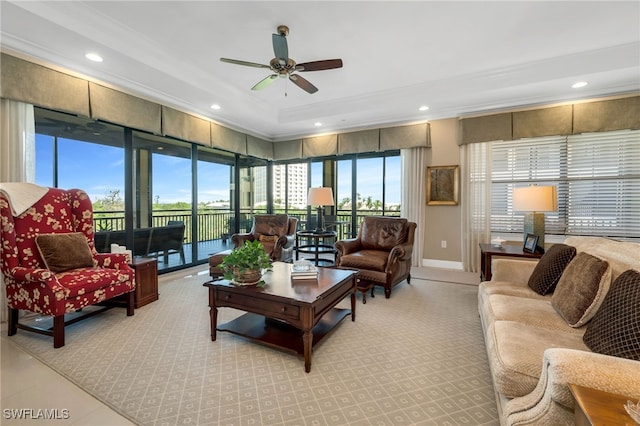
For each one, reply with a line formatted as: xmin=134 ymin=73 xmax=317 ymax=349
xmin=220 ymin=240 xmax=273 ymax=285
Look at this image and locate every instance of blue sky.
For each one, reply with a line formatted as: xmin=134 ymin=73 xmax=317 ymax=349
xmin=36 ymin=135 xmax=400 ymax=205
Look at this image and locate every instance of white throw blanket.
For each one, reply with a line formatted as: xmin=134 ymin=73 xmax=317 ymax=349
xmin=0 ymin=182 xmax=49 ymax=216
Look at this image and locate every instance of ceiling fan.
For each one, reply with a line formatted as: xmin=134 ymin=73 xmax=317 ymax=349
xmin=220 ymin=25 xmax=343 ymax=94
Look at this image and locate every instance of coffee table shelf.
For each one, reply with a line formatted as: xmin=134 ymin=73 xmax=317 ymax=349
xmin=218 ymin=308 xmax=352 ymax=355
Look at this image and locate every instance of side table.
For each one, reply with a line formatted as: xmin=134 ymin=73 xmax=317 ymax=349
xmin=296 ymin=230 xmax=337 ymax=266
xmin=479 ymin=243 xmax=543 ymax=281
xmin=130 ymin=258 xmax=159 ymax=308
xmin=569 ymin=383 xmax=637 ymax=425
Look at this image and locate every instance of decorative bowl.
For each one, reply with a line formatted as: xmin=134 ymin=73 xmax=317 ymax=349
xmin=491 ymin=237 xmax=506 ymax=248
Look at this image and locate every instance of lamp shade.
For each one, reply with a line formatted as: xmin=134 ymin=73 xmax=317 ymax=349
xmin=307 ymin=187 xmax=334 ymax=206
xmin=513 ymin=186 xmax=558 ymax=212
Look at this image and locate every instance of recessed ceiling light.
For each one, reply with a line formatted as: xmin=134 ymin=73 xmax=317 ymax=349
xmin=210 ymin=104 xmax=221 ymax=110
xmin=419 ymin=105 xmax=429 ymax=111
xmin=314 ymin=122 xmax=322 ymax=127
xmin=572 ymin=81 xmax=588 ymax=88
xmin=85 ymin=53 xmax=103 ymax=62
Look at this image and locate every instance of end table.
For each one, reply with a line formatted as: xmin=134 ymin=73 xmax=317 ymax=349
xmin=569 ymin=383 xmax=638 ymax=425
xmin=479 ymin=243 xmax=543 ymax=281
xmin=296 ymin=230 xmax=337 ymax=266
xmin=130 ymin=258 xmax=159 ymax=308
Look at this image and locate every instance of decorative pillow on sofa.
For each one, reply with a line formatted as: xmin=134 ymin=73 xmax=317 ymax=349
xmin=36 ymin=232 xmax=94 ymax=273
xmin=528 ymin=243 xmax=576 ymax=295
xmin=258 ymin=235 xmax=279 ymax=243
xmin=551 ymin=252 xmax=611 ymax=327
xmin=583 ymin=269 xmax=640 ymax=361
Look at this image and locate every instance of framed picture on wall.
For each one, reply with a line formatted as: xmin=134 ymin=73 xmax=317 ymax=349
xmin=523 ymin=234 xmax=539 ymax=253
xmin=426 ymin=165 xmax=459 ymax=206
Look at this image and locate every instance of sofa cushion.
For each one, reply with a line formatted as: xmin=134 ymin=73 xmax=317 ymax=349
xmin=259 ymin=234 xmax=279 ymax=243
xmin=479 ymin=280 xmax=551 ymax=300
xmin=36 ymin=232 xmax=94 ymax=273
xmin=338 ymin=250 xmax=389 ymax=272
xmin=485 ymin=294 xmax=573 ymax=332
xmin=527 ymin=244 xmax=576 ymax=295
xmin=564 ymin=236 xmax=640 ymax=282
xmin=551 ymin=252 xmax=611 ymax=327
xmin=487 ymin=321 xmax=590 ymax=398
xmin=583 ymin=269 xmax=640 ymax=361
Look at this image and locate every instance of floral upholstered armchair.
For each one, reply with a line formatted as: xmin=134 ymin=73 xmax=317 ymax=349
xmin=231 ymin=214 xmax=298 ymax=262
xmin=0 ymin=185 xmax=135 ymax=348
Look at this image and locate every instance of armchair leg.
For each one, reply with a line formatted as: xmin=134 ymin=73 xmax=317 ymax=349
xmin=384 ymin=287 xmax=391 ymax=299
xmin=407 ymin=273 xmax=411 ymax=284
xmin=8 ymin=307 xmax=18 ymax=336
xmin=126 ymin=290 xmax=135 ymax=316
xmin=53 ymin=315 xmax=65 ymax=348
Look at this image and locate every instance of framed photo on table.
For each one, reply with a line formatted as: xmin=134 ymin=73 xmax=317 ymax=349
xmin=426 ymin=165 xmax=459 ymax=206
xmin=523 ymin=234 xmax=539 ymax=253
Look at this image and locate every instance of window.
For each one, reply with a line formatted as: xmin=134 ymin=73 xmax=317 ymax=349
xmin=491 ymin=129 xmax=640 ymax=238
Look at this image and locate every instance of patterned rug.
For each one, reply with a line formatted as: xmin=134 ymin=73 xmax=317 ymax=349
xmin=8 ymin=267 xmax=498 ymax=425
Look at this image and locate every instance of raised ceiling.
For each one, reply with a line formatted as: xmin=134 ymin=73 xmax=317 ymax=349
xmin=1 ymin=1 xmax=639 ymax=141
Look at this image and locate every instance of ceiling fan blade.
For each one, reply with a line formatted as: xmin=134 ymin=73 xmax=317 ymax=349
xmin=289 ymin=74 xmax=318 ymax=94
xmin=295 ymin=59 xmax=343 ymax=72
xmin=272 ymin=33 xmax=289 ymax=63
xmin=251 ymin=74 xmax=278 ymax=91
xmin=220 ymin=58 xmax=271 ymax=69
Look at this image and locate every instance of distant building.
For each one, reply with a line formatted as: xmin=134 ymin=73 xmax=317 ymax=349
xmin=273 ymin=164 xmax=308 ymax=208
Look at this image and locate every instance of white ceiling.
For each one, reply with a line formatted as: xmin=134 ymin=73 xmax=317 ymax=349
xmin=2 ymin=1 xmax=639 ymax=142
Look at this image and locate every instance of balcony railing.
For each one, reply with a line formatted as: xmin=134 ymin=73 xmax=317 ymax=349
xmin=93 ymin=208 xmax=400 ymax=245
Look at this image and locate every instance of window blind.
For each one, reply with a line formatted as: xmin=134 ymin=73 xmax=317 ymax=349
xmin=490 ymin=129 xmax=640 ymax=238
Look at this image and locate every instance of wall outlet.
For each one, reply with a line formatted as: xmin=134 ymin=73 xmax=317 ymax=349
xmin=441 ymin=240 xmax=447 ymax=248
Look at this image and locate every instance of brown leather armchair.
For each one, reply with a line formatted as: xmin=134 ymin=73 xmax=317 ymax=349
xmin=231 ymin=214 xmax=298 ymax=262
xmin=335 ymin=216 xmax=416 ymax=299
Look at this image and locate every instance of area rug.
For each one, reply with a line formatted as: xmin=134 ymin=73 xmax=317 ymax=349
xmin=8 ymin=268 xmax=498 ymax=425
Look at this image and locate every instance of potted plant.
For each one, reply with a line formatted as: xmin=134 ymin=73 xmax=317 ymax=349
xmin=220 ymin=240 xmax=273 ymax=285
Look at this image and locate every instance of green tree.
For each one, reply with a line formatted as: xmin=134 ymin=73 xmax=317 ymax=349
xmin=93 ymin=189 xmax=123 ymax=212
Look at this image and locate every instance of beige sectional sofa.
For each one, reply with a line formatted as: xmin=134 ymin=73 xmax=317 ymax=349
xmin=478 ymin=236 xmax=640 ymax=425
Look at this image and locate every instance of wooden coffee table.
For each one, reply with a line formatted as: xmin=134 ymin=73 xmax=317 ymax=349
xmin=204 ymin=262 xmax=356 ymax=373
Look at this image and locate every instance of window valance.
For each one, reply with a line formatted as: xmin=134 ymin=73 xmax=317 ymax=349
xmin=458 ymin=95 xmax=640 ymax=145
xmin=89 ymin=83 xmax=161 ymax=134
xmin=338 ymin=129 xmax=379 ymax=154
xmin=302 ymin=134 xmax=338 ymax=158
xmin=210 ymin=122 xmax=246 ymax=154
xmin=0 ymin=53 xmax=89 ymax=117
xmin=246 ymin=135 xmax=273 ymax=160
xmin=161 ymin=106 xmax=210 ymax=146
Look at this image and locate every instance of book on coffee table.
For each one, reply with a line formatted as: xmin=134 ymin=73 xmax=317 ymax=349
xmin=290 ymin=264 xmax=318 ymax=280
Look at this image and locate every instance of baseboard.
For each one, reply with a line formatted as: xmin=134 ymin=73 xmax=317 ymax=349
xmin=421 ymin=259 xmax=464 ymax=270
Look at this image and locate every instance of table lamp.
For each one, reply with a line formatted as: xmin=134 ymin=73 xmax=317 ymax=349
xmin=307 ymin=187 xmax=334 ymax=233
xmin=513 ymin=185 xmax=557 ymax=250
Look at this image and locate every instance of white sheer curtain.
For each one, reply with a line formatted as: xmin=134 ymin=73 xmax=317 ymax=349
xmin=401 ymin=147 xmax=427 ymax=267
xmin=0 ymin=99 xmax=36 ymax=322
xmin=461 ymin=142 xmax=491 ymax=273
xmin=1 ymin=99 xmax=36 ymax=181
